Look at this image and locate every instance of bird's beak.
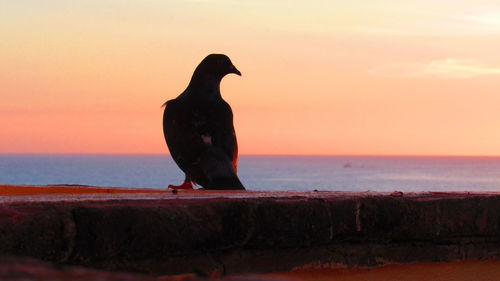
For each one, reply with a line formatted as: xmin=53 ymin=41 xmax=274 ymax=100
xmin=229 ymin=65 xmax=242 ymax=76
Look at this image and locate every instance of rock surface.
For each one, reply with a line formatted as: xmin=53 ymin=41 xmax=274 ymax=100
xmin=1 ymin=186 xmax=500 ymax=276
xmin=0 ymin=256 xmax=290 ymax=281
xmin=0 ymin=256 xmax=159 ymax=281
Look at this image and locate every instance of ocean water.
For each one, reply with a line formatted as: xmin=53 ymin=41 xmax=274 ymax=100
xmin=1 ymin=154 xmax=500 ymax=192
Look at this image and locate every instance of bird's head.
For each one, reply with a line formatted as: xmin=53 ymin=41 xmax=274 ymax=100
xmin=194 ymin=54 xmax=241 ymax=80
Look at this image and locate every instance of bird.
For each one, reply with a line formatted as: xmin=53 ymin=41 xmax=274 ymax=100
xmin=162 ymin=54 xmax=245 ymax=190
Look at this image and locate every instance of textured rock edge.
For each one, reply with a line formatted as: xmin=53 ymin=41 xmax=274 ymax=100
xmin=1 ymin=193 xmax=500 ymax=276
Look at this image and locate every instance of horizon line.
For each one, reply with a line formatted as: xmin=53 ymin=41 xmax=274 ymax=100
xmin=2 ymin=153 xmax=500 ymax=158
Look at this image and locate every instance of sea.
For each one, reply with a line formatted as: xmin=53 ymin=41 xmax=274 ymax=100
xmin=1 ymin=154 xmax=500 ymax=192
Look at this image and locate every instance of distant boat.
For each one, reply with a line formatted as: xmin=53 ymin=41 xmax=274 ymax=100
xmin=344 ymin=163 xmax=352 ymax=168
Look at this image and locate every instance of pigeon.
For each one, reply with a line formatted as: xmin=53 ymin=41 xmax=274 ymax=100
xmin=162 ymin=54 xmax=245 ymax=190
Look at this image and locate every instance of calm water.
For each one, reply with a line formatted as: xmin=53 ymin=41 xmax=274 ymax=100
xmin=1 ymin=154 xmax=500 ymax=192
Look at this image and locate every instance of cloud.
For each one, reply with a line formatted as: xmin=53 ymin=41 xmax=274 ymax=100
xmin=451 ymin=11 xmax=500 ymax=34
xmin=346 ymin=2 xmax=500 ymax=36
xmin=456 ymin=12 xmax=500 ymax=26
xmin=370 ymin=58 xmax=500 ymax=79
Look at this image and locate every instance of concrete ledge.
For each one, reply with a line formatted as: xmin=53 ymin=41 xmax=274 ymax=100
xmin=1 ymin=186 xmax=500 ymax=276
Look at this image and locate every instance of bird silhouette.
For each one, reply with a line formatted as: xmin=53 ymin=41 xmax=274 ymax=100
xmin=163 ymin=54 xmax=245 ymax=190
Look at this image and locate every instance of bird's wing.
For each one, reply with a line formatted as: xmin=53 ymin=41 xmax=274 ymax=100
xmin=163 ymin=98 xmax=243 ymax=189
xmin=163 ymin=99 xmax=202 ymax=174
xmin=197 ymin=100 xmax=243 ymax=189
xmin=163 ymin=98 xmax=238 ymax=169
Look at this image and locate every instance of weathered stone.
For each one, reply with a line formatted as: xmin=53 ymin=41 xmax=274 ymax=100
xmin=0 ymin=256 xmax=158 ymax=281
xmin=1 ymin=192 xmax=500 ymax=275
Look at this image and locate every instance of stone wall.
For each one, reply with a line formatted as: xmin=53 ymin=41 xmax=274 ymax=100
xmin=1 ymin=192 xmax=500 ymax=275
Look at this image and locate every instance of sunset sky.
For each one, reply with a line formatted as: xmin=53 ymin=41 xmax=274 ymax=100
xmin=2 ymin=0 xmax=500 ymax=155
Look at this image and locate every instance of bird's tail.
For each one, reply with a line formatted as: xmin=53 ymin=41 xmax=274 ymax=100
xmin=196 ymin=147 xmax=245 ymax=190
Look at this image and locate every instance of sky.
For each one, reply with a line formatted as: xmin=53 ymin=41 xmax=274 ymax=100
xmin=1 ymin=0 xmax=500 ymax=155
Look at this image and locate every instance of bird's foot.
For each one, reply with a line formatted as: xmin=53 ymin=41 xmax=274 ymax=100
xmin=168 ymin=181 xmax=194 ymax=190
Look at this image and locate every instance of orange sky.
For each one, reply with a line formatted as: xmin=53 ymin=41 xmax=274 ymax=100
xmin=2 ymin=0 xmax=500 ymax=155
